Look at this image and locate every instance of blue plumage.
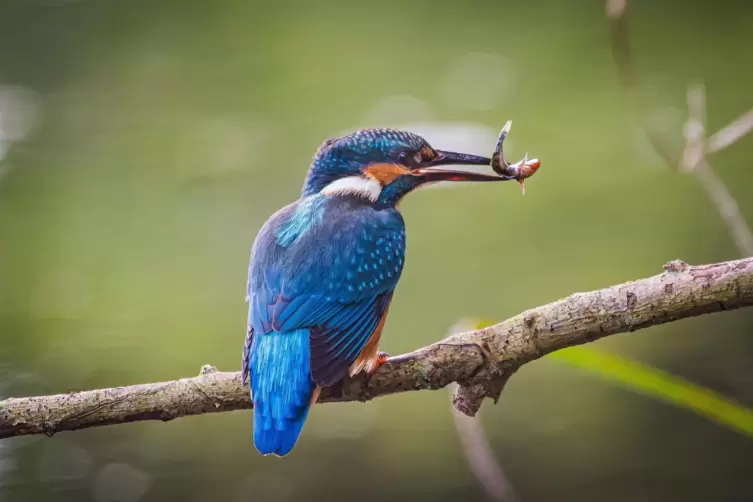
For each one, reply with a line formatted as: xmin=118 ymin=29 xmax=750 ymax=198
xmin=245 ymin=194 xmax=405 ymax=455
xmin=250 ymin=328 xmax=312 ymax=456
xmin=302 ymin=129 xmax=430 ymax=197
xmin=244 ymin=127 xmax=508 ymax=456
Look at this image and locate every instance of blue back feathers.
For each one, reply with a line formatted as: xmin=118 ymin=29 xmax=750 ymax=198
xmin=274 ymin=195 xmax=327 ymax=247
xmin=245 ymin=195 xmax=407 ymax=455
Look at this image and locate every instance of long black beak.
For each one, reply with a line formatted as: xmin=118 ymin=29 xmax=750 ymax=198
xmin=411 ymin=150 xmax=516 ymax=182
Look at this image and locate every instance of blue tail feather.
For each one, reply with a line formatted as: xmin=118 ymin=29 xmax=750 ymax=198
xmin=249 ymin=328 xmax=314 ymax=457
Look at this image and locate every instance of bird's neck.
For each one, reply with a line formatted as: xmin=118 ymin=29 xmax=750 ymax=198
xmin=375 ymin=176 xmax=423 ymax=208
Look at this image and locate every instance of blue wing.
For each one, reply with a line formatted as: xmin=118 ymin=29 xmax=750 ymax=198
xmin=246 ymin=196 xmax=406 ymax=387
xmin=308 ymin=291 xmax=393 ymax=385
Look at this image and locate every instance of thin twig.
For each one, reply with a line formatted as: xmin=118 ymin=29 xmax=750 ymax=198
xmin=1 ymin=256 xmax=752 ymax=439
xmin=453 ymin=4 xmax=753 ymax=499
xmin=450 ymin=384 xmax=519 ymax=502
xmin=708 ymin=106 xmax=753 ymax=154
xmin=447 ymin=319 xmax=520 ymax=501
xmin=607 ymin=0 xmax=753 ymax=257
xmin=681 ymin=84 xmax=707 ymax=173
xmin=682 ymin=86 xmax=753 ymax=255
xmin=694 ymin=160 xmax=753 ymax=255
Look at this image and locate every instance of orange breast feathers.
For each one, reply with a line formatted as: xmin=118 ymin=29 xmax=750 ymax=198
xmin=363 ymin=163 xmax=410 ymax=186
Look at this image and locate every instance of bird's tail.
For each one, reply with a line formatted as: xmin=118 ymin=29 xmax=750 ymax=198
xmin=249 ymin=328 xmax=315 ymax=457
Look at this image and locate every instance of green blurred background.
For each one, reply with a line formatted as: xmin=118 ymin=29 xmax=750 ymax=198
xmin=1 ymin=0 xmax=752 ymax=500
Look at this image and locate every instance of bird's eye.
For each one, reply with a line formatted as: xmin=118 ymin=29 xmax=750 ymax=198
xmin=397 ymin=149 xmax=422 ymax=168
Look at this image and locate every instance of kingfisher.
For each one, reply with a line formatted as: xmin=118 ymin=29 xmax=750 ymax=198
xmin=242 ymin=126 xmax=537 ymax=457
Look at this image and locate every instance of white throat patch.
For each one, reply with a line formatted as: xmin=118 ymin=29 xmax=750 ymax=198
xmin=321 ymin=176 xmax=382 ymax=203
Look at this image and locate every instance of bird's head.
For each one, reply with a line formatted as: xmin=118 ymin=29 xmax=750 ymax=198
xmin=302 ymin=128 xmax=513 ymax=207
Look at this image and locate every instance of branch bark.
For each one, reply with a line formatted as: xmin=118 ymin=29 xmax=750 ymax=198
xmin=1 ymin=257 xmax=752 ymax=439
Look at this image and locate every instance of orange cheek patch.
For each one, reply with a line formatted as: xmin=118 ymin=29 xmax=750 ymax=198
xmin=363 ymin=163 xmax=410 ymax=185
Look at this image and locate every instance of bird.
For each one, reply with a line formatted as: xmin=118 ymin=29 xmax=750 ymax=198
xmin=242 ymin=127 xmax=531 ymax=457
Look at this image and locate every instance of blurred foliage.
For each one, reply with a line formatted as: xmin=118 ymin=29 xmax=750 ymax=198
xmin=553 ymin=345 xmax=753 ymax=438
xmin=1 ymin=0 xmax=753 ymax=501
xmin=471 ymin=318 xmax=753 ymax=438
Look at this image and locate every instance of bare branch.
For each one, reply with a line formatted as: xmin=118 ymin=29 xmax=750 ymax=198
xmin=694 ymin=160 xmax=753 ymax=256
xmin=607 ymin=0 xmax=753 ymax=257
xmin=708 ymin=106 xmax=753 ymax=154
xmin=1 ymin=257 xmax=752 ymax=439
xmin=447 ymin=320 xmax=519 ymax=501
xmin=450 ymin=384 xmax=519 ymax=502
xmin=450 ymin=2 xmax=753 ymax=498
xmin=606 ymin=0 xmax=679 ymax=165
xmin=681 ymin=84 xmax=707 ymax=173
xmin=682 ymin=86 xmax=753 ymax=256
xmin=605 ymin=0 xmax=626 ymax=20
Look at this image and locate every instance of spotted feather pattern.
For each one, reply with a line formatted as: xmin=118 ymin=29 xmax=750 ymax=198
xmin=247 ymin=194 xmax=406 ymax=387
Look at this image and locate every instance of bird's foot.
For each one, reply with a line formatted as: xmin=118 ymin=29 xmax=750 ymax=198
xmin=367 ymin=352 xmax=390 ymax=377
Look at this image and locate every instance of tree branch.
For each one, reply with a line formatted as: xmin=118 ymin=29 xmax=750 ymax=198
xmin=1 ymin=257 xmax=752 ymax=439
xmin=452 ymin=3 xmax=753 ymax=498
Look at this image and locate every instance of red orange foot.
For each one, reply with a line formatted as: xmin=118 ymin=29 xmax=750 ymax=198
xmin=368 ymin=352 xmax=390 ymax=377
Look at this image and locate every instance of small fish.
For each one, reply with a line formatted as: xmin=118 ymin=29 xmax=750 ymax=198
xmin=490 ymin=120 xmax=541 ymax=195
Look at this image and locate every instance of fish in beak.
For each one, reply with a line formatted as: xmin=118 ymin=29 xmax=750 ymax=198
xmin=411 ymin=121 xmax=540 ymax=193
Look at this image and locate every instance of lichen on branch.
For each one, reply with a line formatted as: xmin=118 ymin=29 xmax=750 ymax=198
xmin=1 ymin=257 xmax=752 ymax=439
